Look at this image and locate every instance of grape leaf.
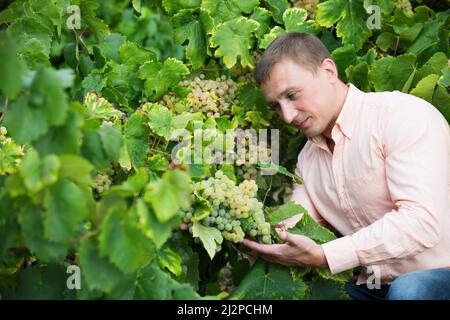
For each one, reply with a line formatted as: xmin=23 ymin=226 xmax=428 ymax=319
xmin=263 ymin=0 xmax=289 ymax=24
xmin=0 ymin=31 xmax=25 ymax=98
xmin=439 ymin=68 xmax=450 ymax=87
xmin=138 ymin=58 xmax=189 ymax=100
xmin=144 ymin=170 xmax=192 ymax=223
xmin=97 ymin=33 xmax=127 ymax=63
xmin=162 ymin=0 xmax=201 ymax=15
xmin=158 ymin=245 xmax=183 ymax=277
xmin=34 ymin=106 xmax=84 ymax=156
xmin=432 ymin=85 xmax=450 ymax=123
xmin=250 ymin=7 xmax=273 ymax=38
xmin=407 ymin=16 xmax=447 ymax=57
xmin=58 ymin=154 xmax=94 ymax=186
xmin=79 ymin=238 xmax=123 ymax=293
xmin=283 ymin=8 xmax=317 ymax=33
xmin=231 ymin=260 xmax=307 ymax=299
xmin=98 ymin=122 xmax=124 ymax=162
xmin=107 ymin=168 xmax=148 ymax=198
xmin=129 ymin=198 xmax=179 ymax=249
xmin=410 ymin=74 xmax=440 ymax=102
xmin=210 ymin=17 xmax=260 ymax=69
xmin=29 ymin=67 xmax=68 ymax=126
xmin=172 ymin=9 xmax=214 ymax=69
xmin=316 ymin=0 xmax=371 ymax=50
xmin=369 ymin=54 xmax=417 ymax=91
xmin=202 ymin=0 xmax=260 ymax=23
xmin=269 ymin=201 xmax=336 ymax=244
xmin=124 ymin=111 xmax=150 ymax=169
xmin=0 ymin=264 xmax=68 ymax=299
xmin=192 ymin=221 xmax=223 ymax=260
xmin=18 ymin=205 xmax=67 ymax=262
xmin=44 ymin=179 xmax=88 ymax=244
xmin=269 ymin=201 xmax=307 ymax=226
xmin=99 ymin=207 xmax=156 ymax=273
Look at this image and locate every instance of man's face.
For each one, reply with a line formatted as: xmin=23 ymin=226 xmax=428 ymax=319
xmin=261 ymin=58 xmax=338 ymax=138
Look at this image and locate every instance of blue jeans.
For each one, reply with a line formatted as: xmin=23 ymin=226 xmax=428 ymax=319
xmin=345 ymin=268 xmax=450 ymax=300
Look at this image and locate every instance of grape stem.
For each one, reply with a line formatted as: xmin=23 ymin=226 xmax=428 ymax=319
xmin=263 ymin=175 xmax=273 ymax=205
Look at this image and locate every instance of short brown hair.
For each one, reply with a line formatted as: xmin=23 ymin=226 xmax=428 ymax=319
xmin=254 ymin=32 xmax=331 ymax=85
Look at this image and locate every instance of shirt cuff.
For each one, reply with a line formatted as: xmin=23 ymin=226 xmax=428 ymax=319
xmin=321 ymin=235 xmax=360 ymax=274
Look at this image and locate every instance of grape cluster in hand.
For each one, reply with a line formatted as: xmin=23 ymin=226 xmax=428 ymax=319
xmin=182 ymin=170 xmax=272 ymax=246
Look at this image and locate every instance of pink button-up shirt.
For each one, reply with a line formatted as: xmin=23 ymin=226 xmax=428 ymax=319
xmin=291 ymin=83 xmax=450 ymax=285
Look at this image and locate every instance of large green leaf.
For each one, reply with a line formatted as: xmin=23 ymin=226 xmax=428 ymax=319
xmin=192 ymin=221 xmax=223 ymax=260
xmin=202 ymin=0 xmax=260 ymax=23
xmin=138 ymin=58 xmax=189 ymax=100
xmin=369 ymin=54 xmax=417 ymax=91
xmin=260 ymin=8 xmax=318 ymax=49
xmin=98 ymin=207 xmax=156 ymax=273
xmin=162 ymin=0 xmax=201 ymax=15
xmin=316 ymin=0 xmax=371 ymax=50
xmin=269 ymin=202 xmax=336 ymax=244
xmin=18 ymin=205 xmax=67 ymax=262
xmin=78 ymin=237 xmax=123 ymax=293
xmin=172 ymin=9 xmax=214 ymax=69
xmin=4 ymin=96 xmax=49 ymax=145
xmin=0 ymin=31 xmax=25 ymax=98
xmin=29 ymin=67 xmax=69 ymax=126
xmin=129 ymin=198 xmax=179 ymax=249
xmin=124 ymin=111 xmax=150 ymax=169
xmin=0 ymin=264 xmax=68 ymax=299
xmin=44 ymin=179 xmax=88 ymax=244
xmin=410 ymin=73 xmax=440 ymax=102
xmin=144 ymin=170 xmax=192 ymax=223
xmin=210 ymin=17 xmax=260 ymax=68
xmin=231 ymin=260 xmax=307 ymax=299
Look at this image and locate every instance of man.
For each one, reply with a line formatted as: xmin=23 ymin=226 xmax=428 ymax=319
xmin=242 ymin=32 xmax=450 ymax=300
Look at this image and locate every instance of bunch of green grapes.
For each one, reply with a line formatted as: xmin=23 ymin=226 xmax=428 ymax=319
xmin=92 ymin=167 xmax=114 ymax=194
xmin=0 ymin=126 xmax=25 ymax=175
xmin=180 ymin=74 xmax=240 ymax=118
xmin=182 ymin=170 xmax=272 ymax=246
xmin=292 ymin=0 xmax=319 ymax=19
xmin=234 ymin=137 xmax=272 ymax=166
xmin=395 ymin=0 xmax=413 ymax=15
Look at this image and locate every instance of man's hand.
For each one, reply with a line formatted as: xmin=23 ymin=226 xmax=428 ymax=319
xmin=241 ymin=223 xmax=329 ymax=269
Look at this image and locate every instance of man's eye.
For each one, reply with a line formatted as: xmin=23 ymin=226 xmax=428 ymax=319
xmin=287 ymin=92 xmax=297 ymax=100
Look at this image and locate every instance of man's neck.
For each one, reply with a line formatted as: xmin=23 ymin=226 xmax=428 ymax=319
xmin=323 ymin=82 xmax=350 ymax=140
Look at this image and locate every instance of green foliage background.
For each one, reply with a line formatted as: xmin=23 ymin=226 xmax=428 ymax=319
xmin=0 ymin=0 xmax=448 ymax=300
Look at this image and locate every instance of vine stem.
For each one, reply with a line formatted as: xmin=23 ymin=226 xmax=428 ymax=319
xmin=263 ymin=175 xmax=273 ymax=206
xmin=0 ymin=97 xmax=9 ymax=124
xmin=393 ymin=36 xmax=400 ymax=57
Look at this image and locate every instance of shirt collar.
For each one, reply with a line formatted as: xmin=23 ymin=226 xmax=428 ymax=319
xmin=308 ymin=83 xmax=364 ymax=146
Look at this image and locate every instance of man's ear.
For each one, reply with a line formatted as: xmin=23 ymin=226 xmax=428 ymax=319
xmin=320 ymin=58 xmax=339 ymax=83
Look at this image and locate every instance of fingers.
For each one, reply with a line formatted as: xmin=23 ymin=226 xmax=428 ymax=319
xmin=242 ymin=238 xmax=280 ymax=256
xmin=275 ymin=226 xmax=294 ymax=244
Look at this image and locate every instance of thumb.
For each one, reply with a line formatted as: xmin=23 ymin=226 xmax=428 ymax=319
xmin=275 ymin=226 xmax=293 ymax=244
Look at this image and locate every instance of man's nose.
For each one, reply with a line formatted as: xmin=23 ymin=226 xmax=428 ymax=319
xmin=279 ymin=102 xmax=297 ymax=124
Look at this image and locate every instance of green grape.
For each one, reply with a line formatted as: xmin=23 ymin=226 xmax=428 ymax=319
xmin=395 ymin=0 xmax=413 ymax=15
